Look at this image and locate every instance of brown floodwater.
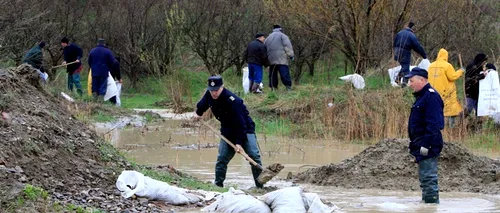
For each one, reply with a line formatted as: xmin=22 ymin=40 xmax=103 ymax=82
xmin=95 ymin=118 xmax=500 ymax=213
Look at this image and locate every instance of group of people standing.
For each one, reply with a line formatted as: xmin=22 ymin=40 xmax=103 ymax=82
xmin=395 ymin=21 xmax=498 ymax=205
xmin=244 ymin=25 xmax=295 ymax=93
xmin=22 ymin=37 xmax=122 ymax=105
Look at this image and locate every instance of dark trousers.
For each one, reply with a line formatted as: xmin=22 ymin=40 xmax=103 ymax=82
xmin=92 ymin=76 xmax=107 ymax=96
xmin=67 ymin=73 xmax=83 ymax=95
xmin=269 ymin=65 xmax=292 ymax=89
xmin=215 ymin=133 xmax=263 ymax=188
xmin=418 ymin=157 xmax=439 ymax=203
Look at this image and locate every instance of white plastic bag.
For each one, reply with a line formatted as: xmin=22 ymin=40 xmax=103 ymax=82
xmin=339 ymin=74 xmax=365 ymax=89
xmin=115 ymin=82 xmax=122 ymax=107
xmin=418 ymin=59 xmax=431 ymax=71
xmin=259 ymin=187 xmax=306 ymax=213
xmin=303 ymin=193 xmax=340 ymax=213
xmin=388 ymin=65 xmax=417 ymax=87
xmin=202 ymin=187 xmax=271 ymax=213
xmin=477 ymin=70 xmax=500 ymax=117
xmin=116 ymin=170 xmax=203 ymax=205
xmin=104 ymin=72 xmax=118 ymax=101
xmin=242 ymin=67 xmax=250 ymax=94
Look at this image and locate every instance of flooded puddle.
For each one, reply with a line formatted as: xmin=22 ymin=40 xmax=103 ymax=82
xmin=96 ymin=119 xmax=500 ymax=212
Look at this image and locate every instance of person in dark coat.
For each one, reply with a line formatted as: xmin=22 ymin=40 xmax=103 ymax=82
xmin=193 ymin=76 xmax=263 ymax=188
xmin=88 ymin=39 xmax=116 ymax=100
xmin=244 ymin=33 xmax=268 ymax=93
xmin=22 ymin=41 xmax=48 ymax=82
xmin=394 ymin=21 xmax=427 ymax=87
xmin=61 ymin=37 xmax=84 ymax=95
xmin=464 ymin=53 xmax=488 ymax=117
xmin=406 ymin=67 xmax=444 ymax=204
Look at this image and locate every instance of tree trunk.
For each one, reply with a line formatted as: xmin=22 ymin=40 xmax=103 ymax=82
xmin=307 ymin=61 xmax=315 ymax=76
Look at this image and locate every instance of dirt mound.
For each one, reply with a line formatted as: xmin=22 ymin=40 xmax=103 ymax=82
xmin=295 ymin=138 xmax=500 ymax=194
xmin=0 ymin=65 xmax=125 ymax=204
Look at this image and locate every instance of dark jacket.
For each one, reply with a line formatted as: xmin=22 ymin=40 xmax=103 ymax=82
xmin=465 ymin=57 xmax=487 ymax=100
xmin=88 ymin=44 xmax=116 ymax=77
xmin=111 ymin=59 xmax=121 ymax=81
xmin=22 ymin=45 xmax=44 ymax=72
xmin=408 ymin=83 xmax=444 ymax=162
xmin=63 ymin=43 xmax=83 ymax=74
xmin=393 ymin=28 xmax=427 ymax=65
xmin=244 ymin=39 xmax=269 ymax=66
xmin=195 ymin=88 xmax=256 ymax=145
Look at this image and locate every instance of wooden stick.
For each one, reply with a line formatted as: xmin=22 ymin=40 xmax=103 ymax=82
xmin=201 ymin=120 xmax=263 ymax=170
xmin=52 ymin=61 xmax=79 ymax=69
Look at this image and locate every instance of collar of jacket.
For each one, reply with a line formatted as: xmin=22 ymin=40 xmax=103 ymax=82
xmin=273 ymin=28 xmax=282 ymax=32
xmin=413 ymin=83 xmax=431 ymax=97
xmin=405 ymin=27 xmax=414 ymax=33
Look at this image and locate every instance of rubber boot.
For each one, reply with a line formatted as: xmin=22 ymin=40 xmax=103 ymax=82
xmin=423 ymin=194 xmax=439 ymax=204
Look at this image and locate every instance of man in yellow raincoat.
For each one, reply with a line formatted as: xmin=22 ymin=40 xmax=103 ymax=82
xmin=427 ymin=48 xmax=464 ymax=127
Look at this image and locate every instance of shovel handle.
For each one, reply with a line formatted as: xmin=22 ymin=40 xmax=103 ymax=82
xmin=52 ymin=61 xmax=79 ymax=69
xmin=458 ymin=54 xmax=463 ymax=68
xmin=201 ymin=120 xmax=263 ymax=170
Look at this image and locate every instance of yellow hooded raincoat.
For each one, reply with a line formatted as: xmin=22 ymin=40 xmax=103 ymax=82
xmin=427 ymin=48 xmax=464 ymax=116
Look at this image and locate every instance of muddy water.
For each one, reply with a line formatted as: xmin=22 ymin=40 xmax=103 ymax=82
xmin=96 ymin=119 xmax=500 ymax=212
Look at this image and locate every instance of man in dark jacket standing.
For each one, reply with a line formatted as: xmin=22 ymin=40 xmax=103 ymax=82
xmin=406 ymin=67 xmax=444 ymax=204
xmin=244 ymin=33 xmax=268 ymax=93
xmin=193 ymin=76 xmax=263 ymax=188
xmin=464 ymin=53 xmax=488 ymax=117
xmin=61 ymin=37 xmax=84 ymax=95
xmin=23 ymin=41 xmax=48 ymax=82
xmin=88 ymin=39 xmax=116 ymax=101
xmin=394 ymin=21 xmax=427 ymax=87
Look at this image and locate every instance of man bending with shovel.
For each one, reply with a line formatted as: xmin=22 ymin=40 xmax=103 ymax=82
xmin=193 ymin=76 xmax=264 ymax=188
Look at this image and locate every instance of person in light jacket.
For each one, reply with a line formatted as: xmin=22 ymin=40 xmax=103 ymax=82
xmin=264 ymin=25 xmax=294 ymax=91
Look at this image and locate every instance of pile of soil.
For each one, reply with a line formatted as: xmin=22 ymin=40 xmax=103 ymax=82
xmin=295 ymin=138 xmax=500 ymax=194
xmin=0 ymin=65 xmax=187 ymax=212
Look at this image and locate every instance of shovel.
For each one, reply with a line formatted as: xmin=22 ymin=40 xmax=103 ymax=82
xmin=201 ymin=120 xmax=284 ymax=185
xmin=51 ymin=61 xmax=79 ymax=69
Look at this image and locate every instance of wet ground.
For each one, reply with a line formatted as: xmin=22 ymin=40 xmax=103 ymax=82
xmin=96 ymin=116 xmax=500 ymax=213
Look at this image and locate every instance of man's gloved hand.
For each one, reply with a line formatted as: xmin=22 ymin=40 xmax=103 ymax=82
xmin=235 ymin=144 xmax=243 ymax=154
xmin=192 ymin=114 xmax=202 ymax=122
xmin=420 ymin=147 xmax=429 ymax=156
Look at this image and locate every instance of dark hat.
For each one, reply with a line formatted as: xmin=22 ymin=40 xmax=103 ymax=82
xmin=405 ymin=67 xmax=428 ymax=79
xmin=474 ymin=53 xmax=488 ymax=65
xmin=207 ymin=75 xmax=223 ymax=91
xmin=408 ymin=21 xmax=415 ymax=29
xmin=255 ymin=33 xmax=266 ymax=38
xmin=273 ymin=25 xmax=281 ymax=29
xmin=38 ymin=41 xmax=46 ymax=48
xmin=60 ymin=37 xmax=69 ymax=44
xmin=485 ymin=63 xmax=496 ymax=71
xmin=98 ymin=38 xmax=105 ymax=45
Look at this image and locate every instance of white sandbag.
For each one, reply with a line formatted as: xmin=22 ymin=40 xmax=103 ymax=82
xmin=242 ymin=67 xmax=250 ymax=94
xmin=339 ymin=74 xmax=365 ymax=89
xmin=418 ymin=59 xmax=431 ymax=71
xmin=477 ymin=70 xmax=500 ymax=117
xmin=104 ymin=72 xmax=118 ymax=101
xmin=388 ymin=65 xmax=417 ymax=87
xmin=116 ymin=170 xmax=203 ymax=205
xmin=115 ymin=82 xmax=122 ymax=107
xmin=60 ymin=92 xmax=74 ymax=102
xmin=259 ymin=187 xmax=306 ymax=213
xmin=202 ymin=187 xmax=271 ymax=213
xmin=303 ymin=193 xmax=340 ymax=213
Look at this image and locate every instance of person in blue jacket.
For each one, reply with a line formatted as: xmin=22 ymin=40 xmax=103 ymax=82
xmin=193 ymin=76 xmax=263 ymax=188
xmin=88 ymin=39 xmax=116 ymax=101
xmin=22 ymin=41 xmax=48 ymax=82
xmin=61 ymin=37 xmax=84 ymax=95
xmin=394 ymin=21 xmax=427 ymax=87
xmin=406 ymin=67 xmax=444 ymax=204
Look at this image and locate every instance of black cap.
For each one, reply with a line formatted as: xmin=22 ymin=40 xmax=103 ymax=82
xmin=255 ymin=33 xmax=266 ymax=38
xmin=207 ymin=76 xmax=223 ymax=91
xmin=38 ymin=41 xmax=46 ymax=48
xmin=273 ymin=25 xmax=281 ymax=29
xmin=405 ymin=67 xmax=428 ymax=79
xmin=485 ymin=63 xmax=496 ymax=71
